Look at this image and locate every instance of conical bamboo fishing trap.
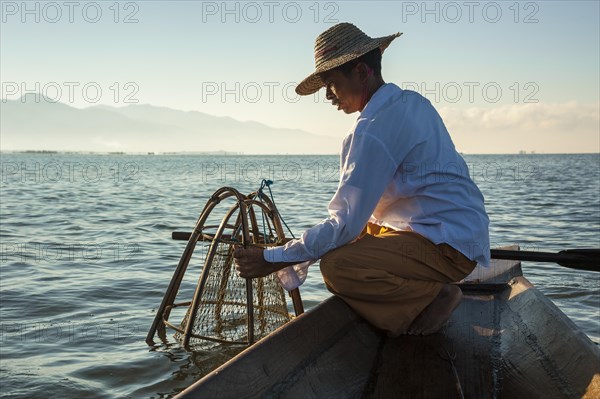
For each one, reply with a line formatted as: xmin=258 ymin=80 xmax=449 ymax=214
xmin=146 ymin=184 xmax=303 ymax=349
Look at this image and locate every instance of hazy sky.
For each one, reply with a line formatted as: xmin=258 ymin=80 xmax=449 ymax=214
xmin=1 ymin=0 xmax=599 ymax=153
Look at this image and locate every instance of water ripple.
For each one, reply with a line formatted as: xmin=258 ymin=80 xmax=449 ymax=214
xmin=1 ymin=153 xmax=598 ymax=398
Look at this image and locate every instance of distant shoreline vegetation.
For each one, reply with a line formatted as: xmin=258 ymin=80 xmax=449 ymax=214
xmin=1 ymin=150 xmax=248 ymax=156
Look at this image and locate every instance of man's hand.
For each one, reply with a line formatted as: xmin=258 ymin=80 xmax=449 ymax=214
xmin=233 ymin=246 xmax=277 ymax=279
xmin=233 ymin=246 xmax=299 ymax=279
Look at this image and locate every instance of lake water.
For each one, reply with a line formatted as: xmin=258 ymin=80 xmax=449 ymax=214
xmin=1 ymin=152 xmax=598 ymax=398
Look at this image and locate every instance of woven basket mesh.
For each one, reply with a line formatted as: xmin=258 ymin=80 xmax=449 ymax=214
xmin=172 ymin=192 xmax=292 ymax=346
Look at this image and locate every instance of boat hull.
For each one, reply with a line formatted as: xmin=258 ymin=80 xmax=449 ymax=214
xmin=175 ymin=259 xmax=600 ymax=398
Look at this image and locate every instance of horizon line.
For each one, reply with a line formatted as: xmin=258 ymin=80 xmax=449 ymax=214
xmin=1 ymin=150 xmax=598 ymax=156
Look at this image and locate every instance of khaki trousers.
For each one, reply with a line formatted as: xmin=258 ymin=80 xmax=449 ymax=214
xmin=319 ymin=224 xmax=477 ymax=335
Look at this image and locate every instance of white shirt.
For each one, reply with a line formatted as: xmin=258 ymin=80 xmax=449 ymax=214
xmin=265 ymin=83 xmax=490 ymax=290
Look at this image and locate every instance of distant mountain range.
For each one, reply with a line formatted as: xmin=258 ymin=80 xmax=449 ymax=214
xmin=0 ymin=95 xmax=339 ymax=154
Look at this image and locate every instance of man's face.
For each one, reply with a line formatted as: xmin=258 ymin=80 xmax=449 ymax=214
xmin=320 ymin=67 xmax=364 ymax=114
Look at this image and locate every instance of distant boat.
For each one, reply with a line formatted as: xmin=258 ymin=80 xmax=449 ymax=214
xmin=174 ymin=249 xmax=600 ymax=398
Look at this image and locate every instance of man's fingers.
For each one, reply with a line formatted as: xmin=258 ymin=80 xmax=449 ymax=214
xmin=233 ymin=251 xmax=247 ymax=275
xmin=234 ymin=262 xmax=250 ymax=279
xmin=232 ymin=247 xmax=267 ymax=279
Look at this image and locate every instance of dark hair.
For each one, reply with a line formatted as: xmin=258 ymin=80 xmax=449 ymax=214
xmin=336 ymin=48 xmax=383 ymax=77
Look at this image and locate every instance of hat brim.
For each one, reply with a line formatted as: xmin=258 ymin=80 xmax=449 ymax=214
xmin=295 ymin=32 xmax=402 ymax=96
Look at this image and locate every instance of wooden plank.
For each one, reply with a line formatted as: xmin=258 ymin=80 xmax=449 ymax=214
xmin=175 ymin=296 xmax=382 ymax=399
xmin=266 ymin=318 xmax=381 ymax=398
xmin=365 ymin=286 xmax=505 ymax=398
xmin=366 ymin=334 xmax=463 ymax=398
xmin=460 ymin=255 xmax=523 ymax=285
xmin=444 ymin=289 xmax=505 ymax=398
xmin=364 ymin=275 xmax=600 ymax=399
xmin=498 ymin=277 xmax=600 ymax=399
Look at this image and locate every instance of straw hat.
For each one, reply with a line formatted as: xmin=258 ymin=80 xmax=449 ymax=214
xmin=295 ymin=23 xmax=402 ymax=96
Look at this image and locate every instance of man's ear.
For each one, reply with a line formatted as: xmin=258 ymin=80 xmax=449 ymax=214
xmin=356 ymin=63 xmax=372 ymax=81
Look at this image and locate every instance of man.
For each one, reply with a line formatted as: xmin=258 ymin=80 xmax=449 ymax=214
xmin=234 ymin=23 xmax=490 ymax=336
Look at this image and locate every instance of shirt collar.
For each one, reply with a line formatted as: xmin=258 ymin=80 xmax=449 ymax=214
xmin=359 ymin=83 xmax=400 ymax=119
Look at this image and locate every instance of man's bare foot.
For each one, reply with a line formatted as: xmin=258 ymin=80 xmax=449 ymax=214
xmin=407 ymin=284 xmax=463 ymax=336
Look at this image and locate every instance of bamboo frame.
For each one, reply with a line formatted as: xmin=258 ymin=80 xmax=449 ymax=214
xmin=146 ymin=187 xmax=304 ymax=348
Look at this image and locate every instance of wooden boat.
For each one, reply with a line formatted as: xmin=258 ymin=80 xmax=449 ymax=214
xmin=174 ymin=253 xmax=600 ymax=398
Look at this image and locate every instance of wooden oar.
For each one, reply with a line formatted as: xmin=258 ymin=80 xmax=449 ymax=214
xmin=173 ymin=232 xmax=600 ymax=272
xmin=491 ymin=249 xmax=600 ymax=272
